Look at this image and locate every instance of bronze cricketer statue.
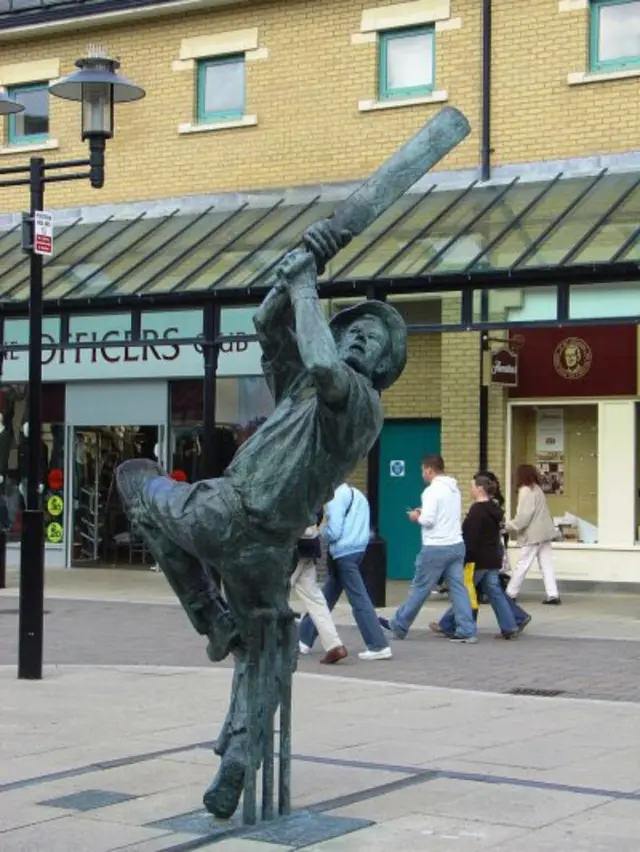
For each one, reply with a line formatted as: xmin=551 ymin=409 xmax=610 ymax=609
xmin=116 ymin=106 xmax=471 ymax=822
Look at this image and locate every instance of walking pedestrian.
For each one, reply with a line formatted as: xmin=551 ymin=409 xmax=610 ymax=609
xmin=379 ymin=455 xmax=477 ymax=644
xmin=298 ymin=483 xmax=392 ymax=661
xmin=293 ymin=516 xmax=347 ymax=664
xmin=506 ymin=464 xmax=561 ymax=605
xmin=433 ymin=474 xmax=531 ymax=639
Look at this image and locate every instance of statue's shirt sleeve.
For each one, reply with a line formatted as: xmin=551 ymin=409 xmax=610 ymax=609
xmin=261 ymin=329 xmax=303 ymax=404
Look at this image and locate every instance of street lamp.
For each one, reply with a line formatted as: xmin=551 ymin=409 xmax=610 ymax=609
xmin=0 ymin=47 xmax=145 ymax=680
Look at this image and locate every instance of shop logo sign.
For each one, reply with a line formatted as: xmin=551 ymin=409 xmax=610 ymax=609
xmin=490 ymin=348 xmax=519 ymax=387
xmin=553 ymin=337 xmax=592 ymax=380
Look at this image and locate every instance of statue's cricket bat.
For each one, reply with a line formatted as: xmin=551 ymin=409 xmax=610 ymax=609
xmin=330 ymin=106 xmax=471 ymax=239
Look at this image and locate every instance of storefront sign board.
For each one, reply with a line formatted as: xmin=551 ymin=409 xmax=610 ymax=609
xmin=490 ymin=348 xmax=518 ymax=386
xmin=0 ymin=308 xmax=262 ymax=382
xmin=509 ymin=325 xmax=637 ymax=398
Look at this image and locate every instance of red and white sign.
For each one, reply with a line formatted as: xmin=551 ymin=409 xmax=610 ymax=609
xmin=34 ymin=211 xmax=53 ymax=256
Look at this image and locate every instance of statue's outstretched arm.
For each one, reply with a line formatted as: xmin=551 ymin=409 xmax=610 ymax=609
xmin=278 ymin=249 xmax=350 ymax=408
xmin=252 ymin=279 xmax=291 ymax=357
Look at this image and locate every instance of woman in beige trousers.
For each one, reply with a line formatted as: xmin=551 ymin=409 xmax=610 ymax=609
xmin=293 ymin=521 xmax=348 ymax=664
xmin=506 ymin=464 xmax=561 ymax=605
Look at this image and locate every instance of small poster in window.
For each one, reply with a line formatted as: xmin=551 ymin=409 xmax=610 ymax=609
xmin=537 ymin=451 xmax=564 ymax=496
xmin=536 ymin=408 xmax=564 ymax=453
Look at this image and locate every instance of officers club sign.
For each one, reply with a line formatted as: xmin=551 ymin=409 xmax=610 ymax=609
xmin=0 ymin=308 xmax=262 ymax=382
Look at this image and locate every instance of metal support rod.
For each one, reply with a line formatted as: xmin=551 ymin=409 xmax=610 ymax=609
xmin=278 ymin=612 xmax=293 ymax=817
xmin=18 ymin=156 xmax=45 ymax=681
xmin=481 ymin=0 xmax=492 ymax=182
xmin=88 ymin=136 xmax=106 ymax=189
xmin=0 ymin=533 xmax=6 ymax=590
xmin=478 ymin=290 xmax=489 ymax=472
xmin=366 ymin=286 xmax=383 ymax=534
xmin=201 ymin=302 xmax=220 ymax=480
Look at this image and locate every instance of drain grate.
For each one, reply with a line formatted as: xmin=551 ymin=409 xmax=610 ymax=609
xmin=509 ymin=688 xmax=565 ymax=697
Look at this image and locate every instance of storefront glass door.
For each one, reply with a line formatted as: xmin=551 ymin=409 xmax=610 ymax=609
xmin=67 ymin=424 xmax=165 ymax=567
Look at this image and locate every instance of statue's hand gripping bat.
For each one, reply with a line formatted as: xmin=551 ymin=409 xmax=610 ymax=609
xmin=304 ymin=106 xmax=471 ymax=270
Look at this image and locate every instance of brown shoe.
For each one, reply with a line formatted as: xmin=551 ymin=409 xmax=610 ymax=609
xmin=429 ymin=622 xmax=447 ymax=636
xmin=320 ymin=645 xmax=348 ymax=664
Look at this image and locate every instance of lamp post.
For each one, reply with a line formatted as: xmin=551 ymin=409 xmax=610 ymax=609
xmin=0 ymin=48 xmax=145 ymax=680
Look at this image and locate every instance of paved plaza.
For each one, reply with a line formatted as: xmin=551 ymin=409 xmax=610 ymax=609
xmin=1 ymin=568 xmax=640 ymax=850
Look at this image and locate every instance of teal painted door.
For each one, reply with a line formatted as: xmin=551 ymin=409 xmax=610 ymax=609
xmin=379 ymin=420 xmax=441 ymax=580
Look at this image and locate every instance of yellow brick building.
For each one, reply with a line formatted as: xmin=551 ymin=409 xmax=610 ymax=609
xmin=0 ymin=0 xmax=639 ymax=586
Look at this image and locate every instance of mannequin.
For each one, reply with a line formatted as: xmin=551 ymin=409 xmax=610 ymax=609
xmin=0 ymin=411 xmax=12 ymax=487
xmin=0 ymin=409 xmax=13 ymax=532
xmin=49 ymin=423 xmax=65 ymax=473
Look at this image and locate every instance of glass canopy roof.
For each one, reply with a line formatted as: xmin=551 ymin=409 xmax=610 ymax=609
xmin=1 ymin=168 xmax=639 ymax=306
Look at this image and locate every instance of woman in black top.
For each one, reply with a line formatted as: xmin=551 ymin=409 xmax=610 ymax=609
xmin=436 ymin=475 xmax=530 ymax=639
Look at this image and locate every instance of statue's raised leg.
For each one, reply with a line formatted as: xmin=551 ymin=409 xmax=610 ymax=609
xmin=116 ymin=459 xmax=244 ymax=661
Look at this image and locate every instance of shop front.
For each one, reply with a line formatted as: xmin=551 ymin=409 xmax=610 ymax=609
xmin=0 ymin=165 xmax=639 ymax=586
xmin=505 ymin=323 xmax=640 ymax=584
xmin=0 ymin=306 xmax=273 ymax=569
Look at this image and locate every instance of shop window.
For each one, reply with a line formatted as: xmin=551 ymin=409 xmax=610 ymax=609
xmin=473 ymin=288 xmax=557 ymax=324
xmin=510 ymin=404 xmax=598 ymax=544
xmin=0 ymin=384 xmax=65 ymax=545
xmin=378 ymin=27 xmax=435 ymax=100
xmin=196 ymin=55 xmax=245 ymax=123
xmin=589 ymin=0 xmax=640 ymax=73
xmin=170 ymin=377 xmax=274 ymax=481
xmin=6 ymin=82 xmax=49 ymax=145
xmin=569 ymin=283 xmax=640 ymax=320
xmin=636 ymin=402 xmax=640 ymax=542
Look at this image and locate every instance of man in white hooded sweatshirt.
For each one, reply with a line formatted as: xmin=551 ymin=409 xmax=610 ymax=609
xmin=380 ymin=455 xmax=477 ymax=643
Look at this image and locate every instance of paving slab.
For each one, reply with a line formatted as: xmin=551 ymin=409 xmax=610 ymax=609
xmin=1 ymin=574 xmax=640 ymax=851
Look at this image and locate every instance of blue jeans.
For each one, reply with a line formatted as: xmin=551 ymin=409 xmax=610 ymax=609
xmin=298 ymin=551 xmax=387 ymax=651
xmin=439 ymin=570 xmax=528 ymax=635
xmin=390 ymin=542 xmax=475 ymax=639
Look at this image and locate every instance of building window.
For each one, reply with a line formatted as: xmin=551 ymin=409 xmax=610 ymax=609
xmin=590 ymin=0 xmax=640 ymax=72
xmin=196 ymin=55 xmax=245 ymax=122
xmin=378 ymin=27 xmax=435 ymax=100
xmin=510 ymin=404 xmax=599 ymax=544
xmin=7 ymin=82 xmax=49 ymax=145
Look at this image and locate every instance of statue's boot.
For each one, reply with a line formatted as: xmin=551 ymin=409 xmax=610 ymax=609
xmin=203 ymin=731 xmax=249 ymax=819
xmin=116 ymin=459 xmax=242 ymax=661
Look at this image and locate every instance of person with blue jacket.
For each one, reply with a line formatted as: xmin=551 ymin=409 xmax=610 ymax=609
xmin=298 ymin=483 xmax=392 ymax=661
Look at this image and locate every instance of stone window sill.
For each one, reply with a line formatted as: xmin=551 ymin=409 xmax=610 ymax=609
xmin=359 ymin=90 xmax=448 ymax=112
xmin=178 ymin=115 xmax=257 ymax=135
xmin=568 ymin=68 xmax=640 ymax=86
xmin=0 ymin=138 xmax=59 ymax=156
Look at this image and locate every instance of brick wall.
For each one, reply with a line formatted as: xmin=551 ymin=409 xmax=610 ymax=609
xmin=1 ymin=0 xmax=637 ymax=213
xmin=0 ymin=0 xmax=481 ymax=211
xmin=491 ymin=0 xmax=640 ymax=165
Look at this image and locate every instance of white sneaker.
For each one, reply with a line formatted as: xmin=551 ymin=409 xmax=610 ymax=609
xmin=298 ymin=641 xmax=312 ymax=655
xmin=149 ymin=564 xmax=160 ymax=572
xmin=358 ymin=647 xmax=392 ymax=661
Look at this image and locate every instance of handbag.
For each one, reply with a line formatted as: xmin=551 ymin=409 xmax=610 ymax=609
xmin=297 ymin=524 xmax=322 ymax=560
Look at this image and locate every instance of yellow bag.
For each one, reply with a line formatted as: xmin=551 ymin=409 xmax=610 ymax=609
xmin=463 ymin=562 xmax=478 ymax=610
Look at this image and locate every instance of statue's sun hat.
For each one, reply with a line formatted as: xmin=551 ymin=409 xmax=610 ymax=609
xmin=330 ymin=300 xmax=407 ymax=391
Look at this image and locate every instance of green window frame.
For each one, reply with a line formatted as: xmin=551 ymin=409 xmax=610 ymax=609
xmin=589 ymin=0 xmax=640 ymax=72
xmin=196 ymin=55 xmax=245 ymax=123
xmin=378 ymin=26 xmax=435 ymax=101
xmin=7 ymin=82 xmax=50 ymax=145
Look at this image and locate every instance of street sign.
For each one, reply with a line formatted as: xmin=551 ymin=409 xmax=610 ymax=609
xmin=34 ymin=211 xmax=53 ymax=256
